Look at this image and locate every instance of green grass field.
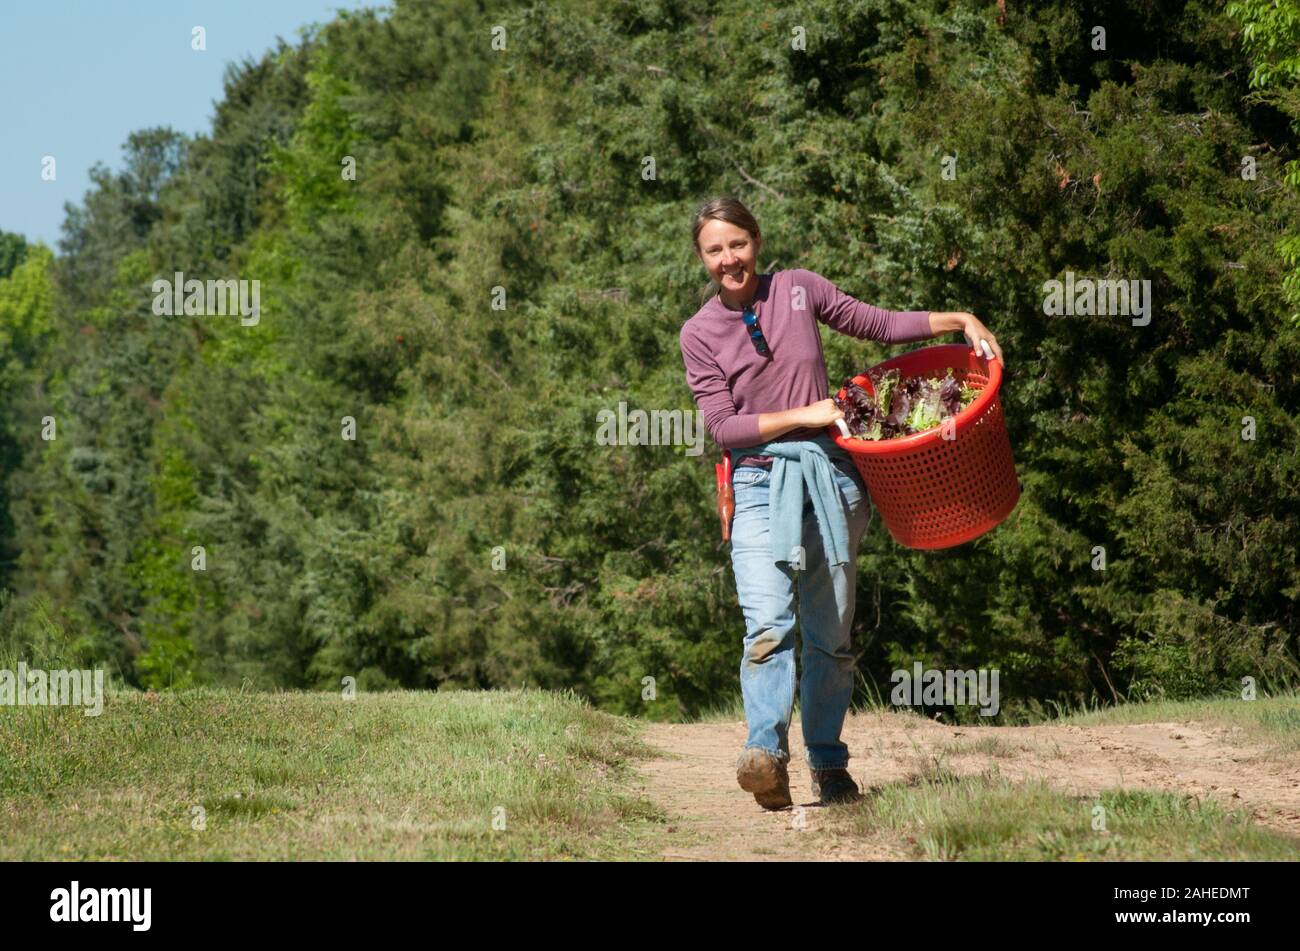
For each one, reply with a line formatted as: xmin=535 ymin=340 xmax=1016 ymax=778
xmin=0 ymin=687 xmax=667 ymax=860
xmin=833 ymin=768 xmax=1299 ymax=861
xmin=1 ymin=687 xmax=1297 ymax=860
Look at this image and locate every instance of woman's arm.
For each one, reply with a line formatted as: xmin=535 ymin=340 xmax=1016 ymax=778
xmin=801 ymin=270 xmax=1006 ymax=363
xmin=681 ymin=324 xmax=842 ymax=446
xmin=680 ymin=327 xmax=762 ymax=448
xmin=927 ymin=311 xmax=1005 ymax=364
xmin=755 ymin=402 xmax=843 ymax=441
xmin=803 ymin=269 xmax=931 ymax=343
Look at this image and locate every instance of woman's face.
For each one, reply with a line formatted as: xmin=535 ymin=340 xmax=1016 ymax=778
xmin=695 ymin=218 xmax=762 ymax=297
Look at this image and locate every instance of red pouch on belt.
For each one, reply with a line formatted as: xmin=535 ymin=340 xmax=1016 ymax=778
xmin=714 ymin=450 xmax=734 ymax=542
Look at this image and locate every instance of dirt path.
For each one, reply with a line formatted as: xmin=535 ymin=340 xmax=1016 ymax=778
xmin=630 ymin=710 xmax=1300 ymax=861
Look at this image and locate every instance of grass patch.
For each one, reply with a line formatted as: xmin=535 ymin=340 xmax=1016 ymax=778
xmin=833 ymin=766 xmax=1300 ymax=861
xmin=934 ymin=735 xmax=1025 ymax=758
xmin=685 ymin=690 xmax=746 ymax=724
xmin=1050 ymin=692 xmax=1300 ymax=756
xmin=0 ymin=686 xmax=674 ymax=860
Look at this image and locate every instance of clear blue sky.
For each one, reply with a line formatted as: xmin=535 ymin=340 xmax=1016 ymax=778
xmin=0 ymin=0 xmax=380 ymax=247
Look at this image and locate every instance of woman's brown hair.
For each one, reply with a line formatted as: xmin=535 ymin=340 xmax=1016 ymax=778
xmin=691 ymin=197 xmax=762 ymax=305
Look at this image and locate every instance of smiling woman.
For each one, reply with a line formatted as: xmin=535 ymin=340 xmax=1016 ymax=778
xmin=693 ymin=206 xmax=764 ymax=309
xmin=678 ymin=195 xmax=1004 ymax=811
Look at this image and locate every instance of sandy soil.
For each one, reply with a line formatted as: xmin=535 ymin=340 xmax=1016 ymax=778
xmin=630 ymin=711 xmax=1300 ymax=861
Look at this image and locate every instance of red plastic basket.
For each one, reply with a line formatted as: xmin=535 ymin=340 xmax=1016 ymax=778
xmin=829 ymin=344 xmax=1020 ymax=549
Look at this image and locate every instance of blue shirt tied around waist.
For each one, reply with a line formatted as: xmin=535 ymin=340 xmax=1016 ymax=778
xmin=729 ymin=432 xmax=856 ymax=569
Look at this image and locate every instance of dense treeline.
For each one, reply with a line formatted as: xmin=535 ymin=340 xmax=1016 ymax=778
xmin=1 ymin=0 xmax=1297 ymax=721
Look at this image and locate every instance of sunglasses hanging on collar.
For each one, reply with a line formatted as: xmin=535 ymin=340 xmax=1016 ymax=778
xmin=741 ymin=303 xmax=771 ymax=356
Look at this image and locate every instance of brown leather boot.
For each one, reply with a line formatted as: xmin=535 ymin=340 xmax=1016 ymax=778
xmin=736 ymin=747 xmax=792 ymax=810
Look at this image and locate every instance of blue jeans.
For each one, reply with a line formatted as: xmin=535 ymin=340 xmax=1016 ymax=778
xmin=729 ymin=452 xmax=872 ymax=771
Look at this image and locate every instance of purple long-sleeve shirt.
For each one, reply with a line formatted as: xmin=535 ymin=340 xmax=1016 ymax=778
xmin=679 ymin=268 xmax=932 ymax=465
